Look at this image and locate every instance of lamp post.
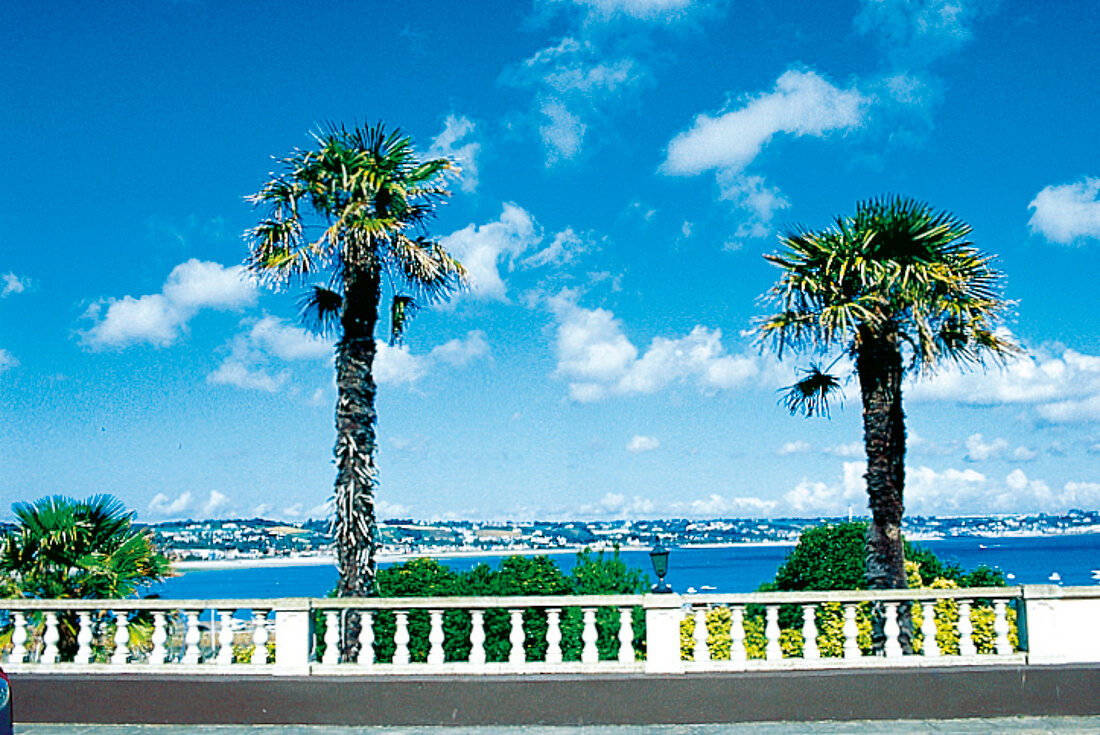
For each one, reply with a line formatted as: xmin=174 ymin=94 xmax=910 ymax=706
xmin=649 ymin=542 xmax=671 ymax=593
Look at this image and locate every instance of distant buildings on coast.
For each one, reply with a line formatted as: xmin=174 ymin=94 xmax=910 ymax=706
xmin=139 ymin=509 xmax=1100 ymax=563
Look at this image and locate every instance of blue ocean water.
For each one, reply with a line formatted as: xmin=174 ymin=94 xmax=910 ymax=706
xmin=151 ymin=533 xmax=1100 ymax=600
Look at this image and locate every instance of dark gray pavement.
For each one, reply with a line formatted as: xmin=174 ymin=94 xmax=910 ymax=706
xmin=17 ymin=719 xmax=1100 ymax=734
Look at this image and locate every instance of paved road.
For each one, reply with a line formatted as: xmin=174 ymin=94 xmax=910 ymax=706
xmin=17 ymin=719 xmax=1100 ymax=734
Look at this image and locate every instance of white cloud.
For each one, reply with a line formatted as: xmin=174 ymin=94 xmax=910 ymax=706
xmin=208 ymin=316 xmax=327 ymax=392
xmin=0 ymin=349 xmax=17 ymax=372
xmin=429 ymin=330 xmax=490 ymax=367
xmin=662 ymin=69 xmax=866 ymax=177
xmin=680 ymin=494 xmax=779 ymax=518
xmin=594 ymin=492 xmax=656 ymax=517
xmin=1028 ymin=177 xmax=1100 ymax=244
xmin=908 ymin=344 xmax=1100 ymax=423
xmin=2 ymin=273 xmax=29 ymax=297
xmin=555 ymin=0 xmax=700 ymax=22
xmin=441 ymin=203 xmax=541 ymax=300
xmin=824 ymin=442 xmax=863 ymax=458
xmin=429 ymin=115 xmax=481 ymax=193
xmin=147 ymin=490 xmax=235 ymax=520
xmin=374 ymin=343 xmax=429 ymax=386
xmin=964 ymin=433 xmax=1009 ymax=462
xmin=522 ymin=228 xmax=588 ymax=268
xmin=505 ymin=36 xmax=650 ymax=165
xmin=777 ymin=440 xmax=811 ymax=456
xmin=548 ymin=290 xmax=764 ymax=401
xmin=719 ymin=174 xmax=791 ymax=242
xmin=626 ymin=434 xmax=660 ymax=452
xmin=855 ymin=0 xmax=988 ymax=69
xmin=82 ymin=259 xmax=256 ymax=349
xmin=1012 ymin=446 xmax=1039 ymax=462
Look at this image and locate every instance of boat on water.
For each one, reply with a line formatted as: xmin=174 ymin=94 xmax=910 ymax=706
xmin=1049 ymin=572 xmax=1062 ymax=582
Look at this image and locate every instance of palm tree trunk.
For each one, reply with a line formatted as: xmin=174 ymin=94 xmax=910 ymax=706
xmin=856 ymin=326 xmax=912 ymax=652
xmin=333 ymin=264 xmax=382 ymax=601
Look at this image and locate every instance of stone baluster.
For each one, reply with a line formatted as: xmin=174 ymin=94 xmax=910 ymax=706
xmin=428 ymin=610 xmax=445 ymax=666
xmin=466 ymin=610 xmax=485 ymax=665
xmin=958 ymin=600 xmax=976 ymax=656
xmin=729 ymin=606 xmax=746 ymax=662
xmin=150 ymin=612 xmax=168 ymax=666
xmin=801 ymin=605 xmax=818 ymax=660
xmin=357 ymin=612 xmax=375 ymax=666
xmin=883 ymin=602 xmax=902 ymax=657
xmin=994 ymin=600 xmax=1012 ymax=655
xmin=75 ymin=611 xmax=94 ymax=664
xmin=41 ymin=612 xmax=60 ymax=665
xmin=251 ymin=610 xmax=269 ymax=665
xmin=921 ymin=601 xmax=939 ymax=657
xmin=111 ymin=611 xmax=130 ymax=664
xmin=10 ymin=612 xmax=27 ymax=663
xmin=618 ymin=607 xmax=635 ymax=663
xmin=509 ymin=609 xmax=526 ymax=665
xmin=323 ymin=611 xmax=340 ymax=665
xmin=842 ymin=604 xmax=861 ymax=659
xmin=393 ymin=612 xmax=410 ymax=665
xmin=182 ymin=610 xmax=202 ymax=665
xmin=693 ymin=606 xmax=709 ymax=662
xmin=216 ymin=610 xmax=235 ymax=665
xmin=581 ymin=608 xmax=599 ymax=664
xmin=764 ymin=605 xmax=782 ymax=660
xmin=544 ymin=609 xmax=561 ymax=664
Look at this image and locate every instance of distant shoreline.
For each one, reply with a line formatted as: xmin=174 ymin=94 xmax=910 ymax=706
xmin=169 ymin=540 xmax=799 ymax=573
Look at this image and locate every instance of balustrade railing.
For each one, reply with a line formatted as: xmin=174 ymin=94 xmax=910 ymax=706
xmin=1 ymin=585 xmax=1096 ymax=675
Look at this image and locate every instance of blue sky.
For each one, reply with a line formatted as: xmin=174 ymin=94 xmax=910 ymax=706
xmin=3 ymin=0 xmax=1100 ymax=524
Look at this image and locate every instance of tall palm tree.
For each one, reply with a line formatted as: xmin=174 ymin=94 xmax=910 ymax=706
xmin=757 ymin=197 xmax=1020 ymax=599
xmin=245 ymin=122 xmax=466 ymax=600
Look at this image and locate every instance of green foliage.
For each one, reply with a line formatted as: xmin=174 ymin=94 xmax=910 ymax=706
xmin=0 ymin=494 xmax=169 ymax=600
xmin=333 ymin=548 xmax=648 ymax=664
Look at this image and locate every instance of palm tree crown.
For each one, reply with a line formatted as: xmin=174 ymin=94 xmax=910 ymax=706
xmin=756 ymin=197 xmax=1020 ymax=614
xmin=759 ymin=196 xmax=1018 ymax=380
xmin=245 ymin=122 xmax=466 ymax=603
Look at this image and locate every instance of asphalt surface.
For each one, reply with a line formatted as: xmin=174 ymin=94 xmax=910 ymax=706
xmin=16 ymin=718 xmax=1100 ymax=734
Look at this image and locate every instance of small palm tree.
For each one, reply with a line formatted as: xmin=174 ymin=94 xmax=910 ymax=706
xmin=757 ymin=197 xmax=1020 ymax=599
xmin=1 ymin=495 xmax=169 ymax=659
xmin=1 ymin=494 xmax=169 ymax=599
xmin=245 ymin=122 xmax=466 ymax=601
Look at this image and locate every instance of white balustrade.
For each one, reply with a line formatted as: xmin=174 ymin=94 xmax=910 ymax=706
xmin=0 ymin=587 xmax=1056 ymax=675
xmin=111 ymin=611 xmax=130 ymax=664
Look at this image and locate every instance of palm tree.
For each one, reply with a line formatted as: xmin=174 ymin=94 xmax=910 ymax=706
xmin=245 ymin=122 xmax=466 ymax=601
xmin=757 ymin=197 xmax=1020 ymax=600
xmin=1 ymin=495 xmax=169 ymax=660
xmin=1 ymin=494 xmax=169 ymax=599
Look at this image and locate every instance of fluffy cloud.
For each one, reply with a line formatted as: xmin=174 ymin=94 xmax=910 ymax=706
xmin=147 ymin=490 xmax=235 ymax=520
xmin=908 ymin=344 xmax=1100 ymax=423
xmin=442 ymin=205 xmax=588 ymax=299
xmin=626 ymin=434 xmax=660 ymax=452
xmin=375 ymin=330 xmax=491 ymax=386
xmin=964 ymin=433 xmax=1009 ymax=462
xmin=824 ymin=442 xmax=863 ymax=458
xmin=1028 ymin=177 xmax=1100 ymax=244
xmin=441 ymin=204 xmax=541 ymax=300
xmin=777 ymin=440 xmax=811 ymax=456
xmin=548 ymin=290 xmax=763 ymax=401
xmin=504 ymin=36 xmax=651 ymax=165
xmin=552 ymin=0 xmax=701 ymax=22
xmin=428 ymin=115 xmax=481 ymax=193
xmin=855 ymin=0 xmax=989 ymax=69
xmin=719 ymin=174 xmax=791 ymax=243
xmin=208 ymin=316 xmax=329 ymax=392
xmin=662 ymin=69 xmax=866 ymax=177
xmin=82 ymin=260 xmax=257 ymax=349
xmin=2 ymin=273 xmax=30 ymax=298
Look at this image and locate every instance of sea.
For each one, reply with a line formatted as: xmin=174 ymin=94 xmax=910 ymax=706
xmin=151 ymin=533 xmax=1100 ymax=599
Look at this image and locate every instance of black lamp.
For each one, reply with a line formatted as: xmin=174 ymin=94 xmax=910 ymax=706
xmin=649 ymin=542 xmax=671 ymax=593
